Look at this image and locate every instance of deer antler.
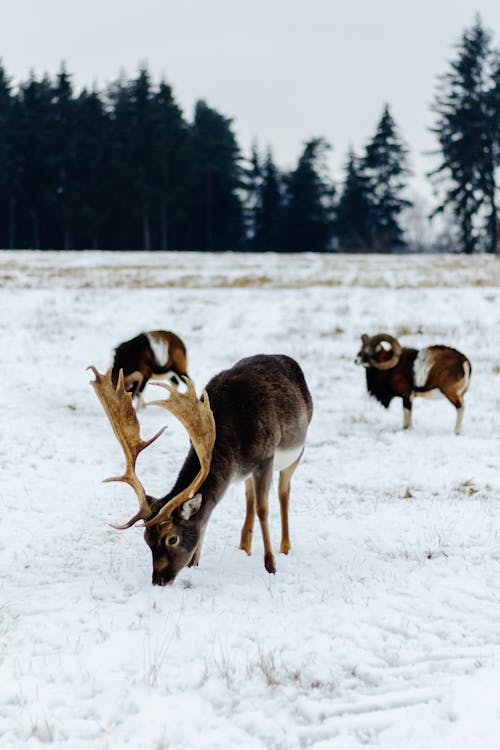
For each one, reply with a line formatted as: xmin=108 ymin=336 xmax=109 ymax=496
xmin=88 ymin=366 xmax=166 ymax=529
xmin=143 ymin=377 xmax=216 ymax=526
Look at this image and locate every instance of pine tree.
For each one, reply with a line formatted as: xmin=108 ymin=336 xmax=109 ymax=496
xmin=131 ymin=66 xmax=155 ymax=250
xmin=282 ymin=138 xmax=334 ymax=252
xmin=150 ymin=81 xmax=190 ymax=250
xmin=15 ymin=74 xmax=56 ymax=248
xmin=334 ymin=149 xmax=373 ymax=251
xmin=73 ymin=88 xmax=109 ymax=249
xmin=106 ymin=67 xmax=158 ymax=250
xmin=242 ymin=141 xmax=262 ymax=250
xmin=362 ymin=104 xmax=412 ymax=251
xmin=52 ymin=65 xmax=77 ymax=249
xmin=106 ymin=73 xmax=137 ymax=249
xmin=430 ymin=17 xmax=497 ymax=253
xmin=486 ymin=51 xmax=500 ymax=253
xmin=0 ymin=64 xmax=14 ymax=247
xmin=254 ymin=148 xmax=284 ymax=252
xmin=188 ymin=100 xmax=244 ymax=251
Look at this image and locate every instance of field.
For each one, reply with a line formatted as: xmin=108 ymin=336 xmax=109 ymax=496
xmin=1 ymin=251 xmax=500 ymax=750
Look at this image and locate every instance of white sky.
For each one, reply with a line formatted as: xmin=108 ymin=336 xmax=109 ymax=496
xmin=2 ymin=1 xmax=500 ymax=204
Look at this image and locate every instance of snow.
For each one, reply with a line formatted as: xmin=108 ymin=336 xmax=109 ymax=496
xmin=1 ymin=250 xmax=500 ymax=749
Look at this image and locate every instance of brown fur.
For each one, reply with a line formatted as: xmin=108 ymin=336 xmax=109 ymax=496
xmin=105 ymin=354 xmax=314 ymax=586
xmin=111 ymin=330 xmax=188 ymax=402
xmin=143 ymin=355 xmax=313 ymax=586
xmin=90 ymin=356 xmax=313 ymax=586
xmin=356 ymin=334 xmax=471 ymax=433
xmin=418 ymin=346 xmax=470 ymax=408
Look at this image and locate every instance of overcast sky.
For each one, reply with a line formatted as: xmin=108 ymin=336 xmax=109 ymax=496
xmin=2 ymin=1 xmax=500 ymax=203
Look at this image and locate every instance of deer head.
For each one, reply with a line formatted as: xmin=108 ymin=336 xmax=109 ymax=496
xmin=89 ymin=367 xmax=216 ymax=585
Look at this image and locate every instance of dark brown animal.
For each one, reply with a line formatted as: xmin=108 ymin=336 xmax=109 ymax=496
xmin=89 ymin=354 xmax=313 ymax=586
xmin=111 ymin=330 xmax=187 ymax=409
xmin=355 ymin=333 xmax=471 ymax=433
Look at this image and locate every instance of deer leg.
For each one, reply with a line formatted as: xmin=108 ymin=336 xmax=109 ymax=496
xmin=253 ymin=461 xmax=276 ymax=574
xmin=239 ymin=477 xmax=256 ymax=555
xmin=278 ymin=455 xmax=301 ymax=555
xmin=402 ymin=394 xmax=413 ymax=429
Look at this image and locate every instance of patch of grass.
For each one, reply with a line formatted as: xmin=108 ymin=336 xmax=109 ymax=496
xmin=320 ymin=326 xmax=345 ymax=338
xmin=395 ymin=325 xmax=424 ymax=337
xmin=456 ymin=479 xmax=479 ymax=496
xmin=218 ymin=275 xmax=273 ymax=288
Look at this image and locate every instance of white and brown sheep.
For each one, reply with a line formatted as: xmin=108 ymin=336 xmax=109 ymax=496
xmin=111 ymin=330 xmax=188 ymax=409
xmin=356 ymin=333 xmax=471 ymax=433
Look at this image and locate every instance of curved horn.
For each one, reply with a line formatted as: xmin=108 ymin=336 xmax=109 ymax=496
xmin=368 ymin=334 xmax=402 ymax=370
xmin=88 ymin=366 xmax=165 ymax=528
xmin=143 ymin=377 xmax=216 ymax=527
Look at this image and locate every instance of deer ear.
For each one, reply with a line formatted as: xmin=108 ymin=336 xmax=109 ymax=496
xmin=180 ymin=493 xmax=203 ymax=520
xmin=361 ymin=334 xmax=370 ymax=344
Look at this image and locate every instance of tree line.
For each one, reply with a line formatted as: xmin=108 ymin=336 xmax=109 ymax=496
xmin=0 ymin=16 xmax=499 ymax=253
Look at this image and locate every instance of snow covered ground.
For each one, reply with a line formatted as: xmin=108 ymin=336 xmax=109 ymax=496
xmin=1 ymin=251 xmax=499 ymax=750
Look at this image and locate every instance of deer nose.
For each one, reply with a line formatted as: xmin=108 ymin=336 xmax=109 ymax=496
xmin=152 ymin=569 xmax=174 ymax=586
xmin=152 ymin=557 xmax=174 ymax=586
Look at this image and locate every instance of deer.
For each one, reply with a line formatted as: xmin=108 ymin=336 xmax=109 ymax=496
xmin=355 ymin=333 xmax=471 ymax=434
xmin=89 ymin=354 xmax=313 ymax=586
xmin=111 ymin=330 xmax=188 ymax=409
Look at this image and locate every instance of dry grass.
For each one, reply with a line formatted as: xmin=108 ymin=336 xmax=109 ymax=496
xmin=394 ymin=325 xmax=425 ymax=338
xmin=216 ymin=275 xmax=274 ymax=287
xmin=456 ymin=479 xmax=479 ymax=497
xmin=1 ymin=251 xmax=500 ymax=290
xmin=320 ymin=326 xmax=345 ymax=338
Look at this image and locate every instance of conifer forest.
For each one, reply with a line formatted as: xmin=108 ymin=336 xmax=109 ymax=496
xmin=0 ymin=17 xmax=499 ymax=253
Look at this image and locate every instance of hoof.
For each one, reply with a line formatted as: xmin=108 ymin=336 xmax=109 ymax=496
xmin=280 ymin=541 xmax=291 ymax=555
xmin=264 ymin=554 xmax=276 ymax=574
xmin=239 ymin=529 xmax=253 ymax=556
xmin=239 ymin=542 xmax=252 ymax=556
